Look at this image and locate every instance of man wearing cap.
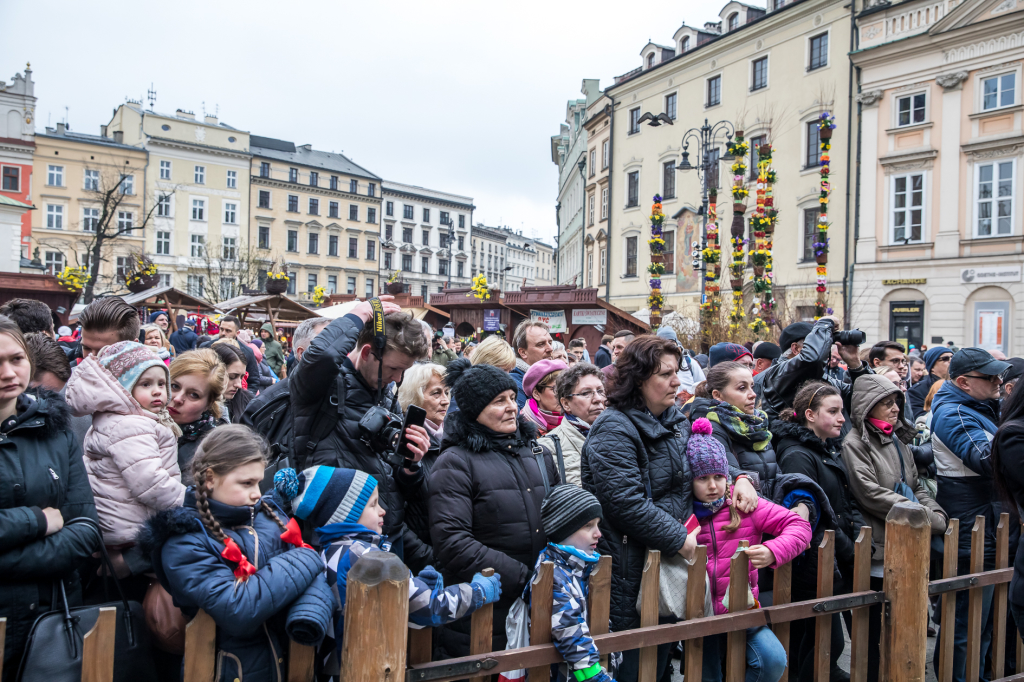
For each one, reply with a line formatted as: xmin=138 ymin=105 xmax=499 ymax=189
xmin=930 ymin=347 xmax=1009 ymax=681
xmin=169 ymin=318 xmax=199 ymax=354
xmin=907 ymin=346 xmax=954 ymax=420
xmin=756 ymin=317 xmax=869 ymax=431
xmin=752 ymin=342 xmax=781 ymax=376
xmin=708 ymin=342 xmax=753 ymax=369
xmin=1002 ymin=358 xmax=1024 ymax=398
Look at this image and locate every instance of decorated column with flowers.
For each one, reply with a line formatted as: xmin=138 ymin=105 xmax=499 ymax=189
xmin=727 ymin=131 xmax=750 ymax=333
xmin=700 ymin=188 xmax=722 ymax=328
xmin=749 ymin=140 xmax=778 ymax=337
xmin=815 ymin=112 xmax=836 ymax=320
xmin=648 ymin=195 xmax=666 ymax=328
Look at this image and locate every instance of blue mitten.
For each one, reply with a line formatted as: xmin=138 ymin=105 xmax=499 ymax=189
xmin=417 ymin=565 xmax=443 ymax=593
xmin=470 ymin=572 xmax=502 ymax=609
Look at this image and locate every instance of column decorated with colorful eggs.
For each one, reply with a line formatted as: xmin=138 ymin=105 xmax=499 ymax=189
xmin=700 ymin=187 xmax=722 ymax=329
xmin=749 ymin=140 xmax=777 ymax=337
xmin=727 ymin=131 xmax=750 ymax=333
xmin=815 ymin=112 xmax=836 ymax=320
xmin=648 ymin=195 xmax=666 ymax=329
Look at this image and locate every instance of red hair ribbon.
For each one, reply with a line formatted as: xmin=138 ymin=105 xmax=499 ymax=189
xmin=220 ymin=538 xmax=257 ymax=579
xmin=280 ymin=518 xmax=313 ymax=550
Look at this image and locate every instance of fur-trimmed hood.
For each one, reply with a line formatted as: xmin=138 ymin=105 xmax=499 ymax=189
xmin=137 ymin=504 xmax=202 ymax=556
xmin=14 ymin=387 xmax=71 ymax=437
xmin=440 ymin=408 xmax=539 ymax=454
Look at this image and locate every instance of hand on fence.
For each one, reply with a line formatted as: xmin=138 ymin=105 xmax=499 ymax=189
xmin=471 ymin=571 xmax=502 ymax=606
xmin=745 ymin=544 xmax=776 ymax=569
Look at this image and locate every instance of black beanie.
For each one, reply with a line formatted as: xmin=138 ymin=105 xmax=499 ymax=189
xmin=445 ymin=358 xmax=518 ymax=421
xmin=541 ymin=485 xmax=603 ymax=543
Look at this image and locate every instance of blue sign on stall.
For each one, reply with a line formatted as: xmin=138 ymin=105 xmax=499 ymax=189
xmin=483 ymin=309 xmax=501 ymax=331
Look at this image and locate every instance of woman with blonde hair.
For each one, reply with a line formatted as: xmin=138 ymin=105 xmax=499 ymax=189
xmin=471 ymin=335 xmax=516 ymax=371
xmin=169 ymin=348 xmax=228 ymax=482
xmin=399 ymin=362 xmax=450 ymax=548
xmin=140 ymin=323 xmax=173 ymax=364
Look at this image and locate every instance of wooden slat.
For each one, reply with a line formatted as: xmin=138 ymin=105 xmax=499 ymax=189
xmin=469 ymin=568 xmax=495 ymax=682
xmin=408 ymin=627 xmax=433 ymax=666
xmin=287 ymin=641 xmax=316 ymax=682
xmin=638 ymin=549 xmax=662 ymax=682
xmin=685 ymin=546 xmax=709 ymax=682
xmin=0 ymin=617 xmax=6 ymax=682
xmin=938 ymin=519 xmax=960 ymax=682
xmin=815 ymin=530 xmax=836 ymax=682
xmin=994 ymin=514 xmax=1011 ymax=679
xmin=726 ymin=540 xmax=750 ymax=682
xmin=81 ymin=607 xmax=117 ymax=682
xmin=526 ymin=562 xmax=554 ymax=682
xmin=966 ymin=516 xmax=985 ymax=682
xmin=587 ymin=555 xmax=612 ymax=670
xmin=1018 ymin=632 xmax=1023 ymax=680
xmin=340 ymin=552 xmax=410 ymax=681
xmin=849 ymin=527 xmax=872 ymax=682
xmin=183 ymin=610 xmax=217 ymax=682
xmin=883 ymin=502 xmax=931 ymax=682
xmin=773 ymin=558 xmax=793 ymax=682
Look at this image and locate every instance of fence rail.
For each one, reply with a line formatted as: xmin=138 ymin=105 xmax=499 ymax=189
xmin=3 ymin=502 xmax=1023 ymax=682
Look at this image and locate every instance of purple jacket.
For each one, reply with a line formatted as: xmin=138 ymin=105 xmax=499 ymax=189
xmin=695 ymin=492 xmax=812 ymax=615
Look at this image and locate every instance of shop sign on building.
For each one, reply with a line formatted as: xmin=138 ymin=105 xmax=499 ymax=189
xmin=531 ymin=309 xmax=567 ymax=333
xmin=960 ymin=266 xmax=1023 ymax=284
xmin=571 ymin=309 xmax=607 ymax=326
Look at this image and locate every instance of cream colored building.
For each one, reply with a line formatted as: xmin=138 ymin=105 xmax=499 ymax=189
xmin=30 ymin=123 xmax=149 ymax=292
xmin=589 ymin=0 xmax=854 ymax=322
xmin=105 ymin=104 xmax=251 ymax=299
xmin=534 ymin=240 xmax=555 ymax=286
xmin=851 ymin=0 xmax=1024 ymax=354
xmin=250 ymin=136 xmax=382 ymax=302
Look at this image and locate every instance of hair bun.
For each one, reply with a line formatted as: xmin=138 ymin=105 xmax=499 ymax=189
xmin=691 ymin=417 xmax=713 ymax=436
xmin=444 ymin=357 xmax=472 ymax=389
xmin=274 ymin=468 xmax=299 ymax=502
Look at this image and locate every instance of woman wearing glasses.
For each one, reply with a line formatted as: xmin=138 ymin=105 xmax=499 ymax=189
xmin=537 ymin=362 xmax=607 ymax=486
xmin=843 ymin=372 xmax=947 ymax=682
xmin=520 ymin=359 xmax=568 ymax=436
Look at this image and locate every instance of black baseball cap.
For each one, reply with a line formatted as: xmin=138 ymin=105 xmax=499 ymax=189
xmin=753 ymin=342 xmax=781 ymax=361
xmin=948 ymin=347 xmax=1011 ymax=379
xmin=1003 ymin=357 xmax=1024 ymax=382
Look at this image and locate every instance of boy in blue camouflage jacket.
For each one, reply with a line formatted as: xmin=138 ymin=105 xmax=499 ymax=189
xmin=528 ymin=485 xmax=617 ymax=682
xmin=274 ymin=466 xmax=502 ymax=661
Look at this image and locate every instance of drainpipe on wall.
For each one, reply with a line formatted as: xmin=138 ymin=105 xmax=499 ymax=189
xmin=605 ymin=99 xmax=615 ymax=305
xmin=843 ymin=0 xmax=860 ymax=326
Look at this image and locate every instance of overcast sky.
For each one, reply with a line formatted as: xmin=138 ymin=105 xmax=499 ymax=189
xmin=3 ymin=0 xmax=732 ymax=246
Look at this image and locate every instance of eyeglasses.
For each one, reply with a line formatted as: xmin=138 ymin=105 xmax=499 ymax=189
xmin=877 ymin=396 xmax=899 ymax=409
xmin=962 ymin=374 xmax=1002 ymax=383
xmin=889 ymin=358 xmax=909 ymax=367
xmin=567 ymin=389 xmax=607 ymax=400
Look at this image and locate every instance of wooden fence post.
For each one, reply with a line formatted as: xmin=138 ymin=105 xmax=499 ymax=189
xmin=685 ymin=545 xmax=709 ymax=682
xmin=587 ymin=555 xmax=612 ymax=671
xmin=469 ymin=568 xmax=496 ymax=682
xmin=287 ymin=641 xmax=316 ymax=682
xmin=849 ymin=527 xmax=872 ymax=682
xmin=0 ymin=616 xmax=6 ymax=682
xmin=992 ymin=514 xmax=1010 ymax=680
xmin=526 ymin=562 xmax=555 ymax=682
xmin=339 ymin=551 xmax=410 ymax=682
xmin=183 ymin=610 xmax=217 ymax=682
xmin=815 ymin=530 xmax=836 ymax=682
xmin=638 ymin=549 xmax=662 ymax=682
xmin=883 ymin=502 xmax=931 ymax=682
xmin=726 ymin=540 xmax=750 ymax=682
xmin=407 ymin=626 xmax=433 ymax=667
xmin=81 ymin=606 xmax=117 ymax=682
xmin=772 ymin=556 xmax=793 ymax=682
xmin=966 ymin=516 xmax=985 ymax=682
xmin=937 ymin=519 xmax=960 ymax=682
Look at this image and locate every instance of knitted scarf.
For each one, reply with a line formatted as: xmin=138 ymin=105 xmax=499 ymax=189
xmin=693 ymin=496 xmax=727 ymax=520
xmin=521 ymin=398 xmax=562 ymax=434
xmin=563 ymin=411 xmax=590 ymax=434
xmin=705 ymin=402 xmax=772 ymax=452
xmin=178 ymin=411 xmax=220 ymax=443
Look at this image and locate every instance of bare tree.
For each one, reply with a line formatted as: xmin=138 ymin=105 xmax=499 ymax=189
xmin=187 ymin=241 xmax=284 ymax=302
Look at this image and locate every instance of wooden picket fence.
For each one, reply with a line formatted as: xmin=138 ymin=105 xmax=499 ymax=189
xmin=2 ymin=501 xmax=1022 ymax=682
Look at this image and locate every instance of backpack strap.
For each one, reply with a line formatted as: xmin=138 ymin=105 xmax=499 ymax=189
xmin=532 ymin=441 xmax=552 ymax=497
xmin=548 ymin=434 xmax=567 ymax=484
xmin=297 ymin=374 xmax=345 ymax=470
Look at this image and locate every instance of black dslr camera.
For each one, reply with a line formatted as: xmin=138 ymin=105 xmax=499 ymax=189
xmin=359 ymin=406 xmax=403 ymax=456
xmin=834 ymin=328 xmax=866 ymax=346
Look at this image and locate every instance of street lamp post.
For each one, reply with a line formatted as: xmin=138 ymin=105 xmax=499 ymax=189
xmin=441 ymin=216 xmax=456 ymax=290
xmin=677 ymin=118 xmax=735 ymax=303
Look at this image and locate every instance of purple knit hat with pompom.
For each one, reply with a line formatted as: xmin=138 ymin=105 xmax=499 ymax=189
xmin=686 ymin=418 xmax=728 ymax=479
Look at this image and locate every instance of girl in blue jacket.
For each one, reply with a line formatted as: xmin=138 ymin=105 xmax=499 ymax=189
xmin=140 ymin=424 xmax=332 ymax=682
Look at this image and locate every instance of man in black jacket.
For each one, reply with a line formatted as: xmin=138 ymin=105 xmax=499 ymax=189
xmin=289 ymin=297 xmax=435 ymax=571
xmin=169 ymin=318 xmax=199 ymax=354
xmin=594 ymin=334 xmax=613 ymax=368
xmin=907 ymin=346 xmax=952 ymax=419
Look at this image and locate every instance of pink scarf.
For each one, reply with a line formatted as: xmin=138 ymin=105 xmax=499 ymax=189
xmin=521 ymin=399 xmax=562 ymax=435
xmin=867 ymin=417 xmax=894 ymax=435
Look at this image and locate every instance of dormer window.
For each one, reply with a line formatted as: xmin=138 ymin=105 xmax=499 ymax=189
xmin=647 ymin=53 xmax=656 ymax=68
xmin=681 ymin=36 xmax=690 ymax=51
xmin=728 ymin=13 xmax=739 ymax=30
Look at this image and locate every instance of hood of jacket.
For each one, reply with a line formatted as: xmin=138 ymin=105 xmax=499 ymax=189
xmin=261 ymin=322 xmax=276 ymax=335
xmin=850 ymin=373 xmax=916 ymax=444
xmin=615 ymin=404 xmax=687 ymax=441
xmin=930 ymin=380 xmax=999 ymax=429
xmin=441 ymin=408 xmax=539 ymax=453
xmin=11 ymin=387 xmax=71 ymax=437
xmin=65 ymin=353 xmax=153 ymax=419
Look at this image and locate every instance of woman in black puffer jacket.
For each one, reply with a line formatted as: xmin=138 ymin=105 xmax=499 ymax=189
xmin=429 ymin=359 xmax=558 ymax=657
xmin=581 ymin=337 xmax=760 ymax=682
xmin=774 ymin=380 xmax=866 ymax=682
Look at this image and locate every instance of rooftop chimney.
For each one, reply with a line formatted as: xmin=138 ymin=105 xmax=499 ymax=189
xmin=100 ymin=124 xmax=108 ymax=137
xmin=176 ymin=109 xmax=195 ymax=120
xmin=113 ymin=131 xmax=124 ymax=144
xmin=298 ymin=144 xmax=312 ymax=152
xmin=204 ymin=115 xmax=218 ymax=125
xmin=56 ymin=122 xmax=66 ymax=135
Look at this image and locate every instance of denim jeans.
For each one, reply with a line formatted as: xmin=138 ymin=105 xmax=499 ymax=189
xmin=702 ymin=626 xmax=788 ymax=682
xmin=932 ymin=556 xmax=994 ymax=682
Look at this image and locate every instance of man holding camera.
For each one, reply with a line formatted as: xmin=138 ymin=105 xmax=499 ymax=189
xmin=757 ymin=316 xmax=871 ymax=434
xmin=289 ymin=296 xmax=435 ymax=571
xmin=432 ymin=332 xmax=458 ymax=367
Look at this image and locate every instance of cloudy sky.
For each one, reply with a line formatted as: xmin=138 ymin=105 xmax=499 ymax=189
xmin=3 ymin=0 xmax=730 ymax=246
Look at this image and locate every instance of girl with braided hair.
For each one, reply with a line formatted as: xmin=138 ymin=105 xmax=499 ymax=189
xmin=139 ymin=424 xmax=333 ymax=682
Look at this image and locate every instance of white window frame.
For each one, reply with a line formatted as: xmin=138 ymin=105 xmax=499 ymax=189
xmin=158 ymin=273 xmax=172 ymax=288
xmin=191 ymin=198 xmax=206 ymax=221
xmin=750 ymin=54 xmax=770 ymax=91
xmin=48 ymin=164 xmax=64 ymax=187
xmin=706 ymin=74 xmax=723 ymax=108
xmin=602 ymin=139 xmax=609 ymax=169
xmin=624 ymin=167 xmax=641 ymax=209
xmin=82 ymin=207 xmax=100 ymax=232
xmin=117 ymin=211 xmax=133 ymax=231
xmin=194 ymin=165 xmax=205 ymax=184
xmin=601 ymin=187 xmax=609 ymax=220
xmin=156 ymin=230 xmax=171 ymax=255
xmin=226 ymin=169 xmax=237 ymax=189
xmin=895 ymin=91 xmax=928 ymax=127
xmin=973 ymin=158 xmax=1017 ymax=238
xmin=224 ymin=201 xmax=237 ymax=224
xmin=157 ymin=194 xmax=172 ymax=217
xmin=222 ymin=236 xmax=237 ymax=260
xmin=190 ymin=234 xmax=206 ymax=258
xmin=83 ymin=169 xmax=99 ymax=191
xmin=46 ymin=204 xmax=64 ymax=229
xmin=806 ymin=28 xmax=831 ymax=72
xmin=159 ymin=160 xmax=171 ymax=180
xmin=120 ymin=174 xmax=134 ymax=195
xmin=220 ymin=277 xmax=237 ymax=301
xmin=980 ymin=71 xmax=1018 ymax=112
xmin=187 ymin=275 xmax=205 ymax=297
xmin=622 ymin=231 xmax=640 ymax=277
xmin=889 ymin=171 xmax=927 ymax=244
xmin=44 ymin=251 xmax=64 ymax=276
xmin=628 ymin=106 xmax=643 ymax=135
xmin=665 ymin=92 xmax=678 ymax=120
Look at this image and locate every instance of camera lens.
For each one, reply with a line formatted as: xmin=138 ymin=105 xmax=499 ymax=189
xmin=835 ymin=329 xmax=866 ymax=346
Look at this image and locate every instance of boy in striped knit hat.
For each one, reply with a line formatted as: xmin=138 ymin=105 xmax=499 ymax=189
xmin=274 ymin=465 xmax=502 ymax=665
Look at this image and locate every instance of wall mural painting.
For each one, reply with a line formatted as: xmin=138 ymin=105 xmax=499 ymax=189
xmin=676 ymin=210 xmax=700 ymax=293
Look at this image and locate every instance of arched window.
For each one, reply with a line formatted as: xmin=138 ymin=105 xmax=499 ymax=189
xmin=681 ymin=36 xmax=690 ymax=51
xmin=647 ymin=53 xmax=656 ymax=68
xmin=728 ymin=12 xmax=739 ymax=30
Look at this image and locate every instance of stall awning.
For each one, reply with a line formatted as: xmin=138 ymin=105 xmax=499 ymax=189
xmin=215 ymin=293 xmax=322 ymax=326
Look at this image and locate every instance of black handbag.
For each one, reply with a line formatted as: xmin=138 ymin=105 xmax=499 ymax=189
xmin=16 ymin=517 xmax=158 ymax=682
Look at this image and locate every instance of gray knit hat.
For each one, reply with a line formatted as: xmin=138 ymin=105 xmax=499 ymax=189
xmin=541 ymin=485 xmax=603 ymax=544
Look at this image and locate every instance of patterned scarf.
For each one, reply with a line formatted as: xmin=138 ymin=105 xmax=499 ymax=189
xmin=178 ymin=411 xmax=220 ymax=443
xmin=705 ymin=401 xmax=772 ymax=452
xmin=563 ymin=411 xmax=591 ymax=435
xmin=521 ymin=398 xmax=562 ymax=434
xmin=693 ymin=496 xmax=727 ymax=520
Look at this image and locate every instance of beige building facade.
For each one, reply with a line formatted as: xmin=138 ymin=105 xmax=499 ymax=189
xmin=591 ymin=0 xmax=854 ymax=322
xmin=851 ymin=0 xmax=1024 ymax=354
xmin=251 ymin=136 xmax=382 ymax=302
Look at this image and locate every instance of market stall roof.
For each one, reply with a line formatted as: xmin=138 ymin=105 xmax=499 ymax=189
xmin=68 ymin=285 xmax=221 ymax=328
xmin=215 ymin=293 xmax=322 ymax=327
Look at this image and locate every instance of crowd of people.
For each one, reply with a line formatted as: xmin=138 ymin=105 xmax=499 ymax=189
xmin=2 ymin=292 xmax=1024 ymax=682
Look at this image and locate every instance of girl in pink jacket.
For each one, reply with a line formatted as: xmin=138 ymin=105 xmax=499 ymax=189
xmin=66 ymin=341 xmax=185 ymax=566
xmin=687 ymin=417 xmax=811 ymax=682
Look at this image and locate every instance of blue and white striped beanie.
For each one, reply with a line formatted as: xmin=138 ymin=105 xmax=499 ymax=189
xmin=274 ymin=466 xmax=378 ymax=528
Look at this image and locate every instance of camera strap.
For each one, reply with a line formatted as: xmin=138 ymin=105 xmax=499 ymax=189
xmin=369 ymin=298 xmax=387 ymax=405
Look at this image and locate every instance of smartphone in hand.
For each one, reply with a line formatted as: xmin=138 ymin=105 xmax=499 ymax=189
xmin=397 ymin=405 xmax=427 ymax=467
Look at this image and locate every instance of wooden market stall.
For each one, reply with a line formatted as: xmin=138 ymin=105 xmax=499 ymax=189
xmin=115 ymin=285 xmax=221 ymax=332
xmin=215 ymin=293 xmax=322 ymax=330
xmin=323 ymin=293 xmax=450 ymax=329
xmin=0 ymin=272 xmax=80 ymax=327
